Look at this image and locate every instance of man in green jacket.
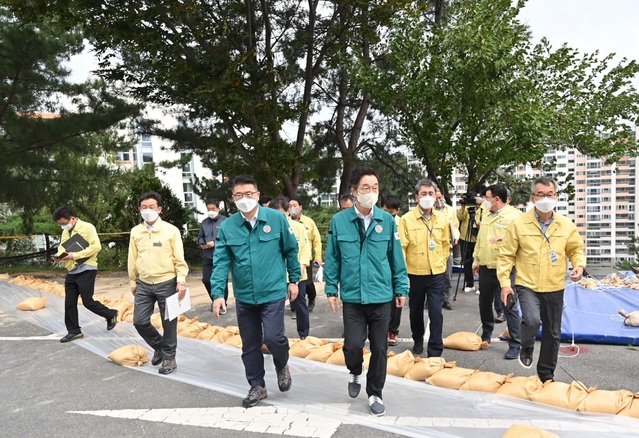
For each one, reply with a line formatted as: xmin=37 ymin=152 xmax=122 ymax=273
xmin=324 ymin=167 xmax=409 ymax=417
xmin=53 ymin=205 xmax=118 ymax=343
xmin=211 ymin=175 xmax=301 ymax=409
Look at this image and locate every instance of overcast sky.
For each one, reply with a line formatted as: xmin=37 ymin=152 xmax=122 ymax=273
xmin=68 ymin=0 xmax=639 ymax=83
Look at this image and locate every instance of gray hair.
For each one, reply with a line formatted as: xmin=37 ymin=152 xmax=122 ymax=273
xmin=531 ymin=176 xmax=557 ymax=193
xmin=415 ymin=178 xmax=438 ymax=194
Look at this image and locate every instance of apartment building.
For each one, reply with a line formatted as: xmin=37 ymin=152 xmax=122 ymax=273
xmin=453 ymin=147 xmax=639 ymax=267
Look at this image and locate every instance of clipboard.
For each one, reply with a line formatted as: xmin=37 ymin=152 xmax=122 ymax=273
xmin=61 ymin=233 xmax=91 ymax=264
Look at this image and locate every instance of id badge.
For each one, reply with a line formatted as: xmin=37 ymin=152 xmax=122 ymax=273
xmin=429 ymin=239 xmax=435 ymax=250
xmin=549 ymin=250 xmax=558 ymax=263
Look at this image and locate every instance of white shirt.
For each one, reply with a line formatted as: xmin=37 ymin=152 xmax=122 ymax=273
xmin=241 ymin=207 xmax=259 ymax=229
xmin=355 ymin=206 xmax=374 ymax=231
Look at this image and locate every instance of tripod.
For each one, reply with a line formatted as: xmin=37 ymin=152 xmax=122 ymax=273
xmin=453 ymin=204 xmax=480 ymax=301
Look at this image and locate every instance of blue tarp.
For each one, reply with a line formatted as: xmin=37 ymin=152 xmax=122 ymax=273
xmin=558 ymin=282 xmax=639 ymax=346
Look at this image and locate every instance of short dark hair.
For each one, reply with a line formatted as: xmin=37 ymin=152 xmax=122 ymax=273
xmin=231 ymin=174 xmax=258 ymax=191
xmin=138 ymin=192 xmax=162 ymax=207
xmin=259 ymin=195 xmax=272 ymax=206
xmin=289 ymin=195 xmax=303 ymax=207
xmin=339 ymin=194 xmax=356 ymax=203
xmin=205 ymin=198 xmax=220 ymax=207
xmin=382 ymin=194 xmax=401 ymax=210
xmin=349 ymin=167 xmax=379 ymax=189
xmin=268 ymin=196 xmax=290 ymax=211
xmin=52 ymin=205 xmax=74 ymax=221
xmin=486 ymin=184 xmax=508 ymax=203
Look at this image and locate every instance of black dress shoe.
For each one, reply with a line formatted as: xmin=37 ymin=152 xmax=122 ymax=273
xmin=308 ymin=299 xmax=316 ymax=312
xmin=495 ymin=312 xmax=506 ymax=323
xmin=151 ymin=349 xmax=163 ymax=366
xmin=159 ymin=359 xmax=177 ymax=374
xmin=442 ymin=302 xmax=453 ymax=310
xmin=60 ymin=332 xmax=83 ymax=343
xmin=412 ymin=341 xmax=424 ymax=355
xmin=518 ymin=347 xmax=533 ymax=369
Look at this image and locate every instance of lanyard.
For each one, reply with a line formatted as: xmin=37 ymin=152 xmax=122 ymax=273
xmin=533 ymin=224 xmax=552 ymax=248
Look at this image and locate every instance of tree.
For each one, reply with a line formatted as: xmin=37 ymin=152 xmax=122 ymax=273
xmin=357 ymin=0 xmax=639 ymax=200
xmin=0 ymin=7 xmax=140 ymax=224
xmin=9 ymin=0 xmax=409 ymax=198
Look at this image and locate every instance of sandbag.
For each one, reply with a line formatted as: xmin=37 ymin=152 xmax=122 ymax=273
xmin=224 ymin=334 xmax=243 ymax=348
xmin=211 ymin=325 xmax=240 ymax=343
xmin=404 ymin=357 xmax=451 ymax=381
xmin=386 ymin=350 xmax=415 ymax=377
xmin=121 ymin=306 xmax=135 ymax=323
xmin=496 ymin=375 xmax=543 ymax=400
xmin=501 ymin=424 xmax=559 ymax=438
xmin=306 ymin=342 xmax=342 ymax=362
xmin=619 ymin=309 xmax=639 ymax=327
xmin=617 ymin=393 xmax=639 ymax=418
xmin=107 ymin=345 xmax=149 ymax=366
xmin=150 ymin=312 xmax=164 ymax=330
xmin=16 ymin=296 xmax=47 ymax=311
xmin=427 ymin=366 xmax=476 ymax=390
xmin=443 ymin=332 xmax=483 ymax=351
xmin=109 ymin=299 xmax=133 ymax=322
xmin=196 ymin=325 xmax=223 ymax=341
xmin=530 ymin=380 xmax=592 ymax=410
xmin=289 ymin=336 xmax=327 ymax=358
xmin=326 ymin=348 xmax=346 ymax=366
xmin=460 ymin=371 xmax=511 ymax=393
xmin=178 ymin=316 xmax=209 ymax=338
xmin=577 ymin=388 xmax=633 ymax=414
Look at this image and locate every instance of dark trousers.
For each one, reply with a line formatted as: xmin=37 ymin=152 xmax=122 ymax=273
xmin=408 ymin=273 xmax=445 ymax=357
xmin=342 ymin=301 xmax=391 ymax=398
xmin=306 ymin=265 xmax=316 ymax=302
xmin=290 ymin=281 xmax=310 ymax=338
xmin=517 ymin=285 xmax=564 ymax=381
xmin=443 ymin=252 xmax=453 ymax=303
xmin=64 ymin=270 xmax=115 ymax=334
xmin=459 ymin=240 xmax=476 ymax=287
xmin=202 ymin=261 xmax=229 ymax=303
xmin=478 ymin=266 xmax=521 ymax=348
xmin=133 ymin=278 xmax=179 ymax=361
xmin=389 ymin=303 xmax=402 ymax=336
xmin=236 ymin=297 xmax=289 ymax=389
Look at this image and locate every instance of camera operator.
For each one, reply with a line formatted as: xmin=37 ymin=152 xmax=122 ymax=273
xmin=456 ymin=191 xmax=483 ymax=293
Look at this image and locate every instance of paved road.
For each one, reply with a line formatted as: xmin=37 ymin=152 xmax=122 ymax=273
xmin=2 ymin=277 xmax=639 ymax=437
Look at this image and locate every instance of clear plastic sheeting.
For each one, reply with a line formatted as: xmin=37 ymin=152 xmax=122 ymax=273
xmin=1 ymin=281 xmax=638 ymax=438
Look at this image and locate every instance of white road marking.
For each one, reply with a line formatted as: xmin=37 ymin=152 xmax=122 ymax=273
xmin=0 ymin=334 xmax=60 ymax=340
xmin=70 ymin=407 xmax=342 ymax=437
xmin=69 ymin=407 xmax=631 ymax=435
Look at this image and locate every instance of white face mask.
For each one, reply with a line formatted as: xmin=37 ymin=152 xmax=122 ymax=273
xmin=419 ymin=195 xmax=435 ymax=210
xmin=207 ymin=210 xmax=219 ymax=220
xmin=535 ymin=197 xmax=557 ymax=213
xmin=483 ymin=199 xmax=493 ymax=210
xmin=289 ymin=207 xmax=301 ymax=217
xmin=60 ymin=223 xmax=73 ymax=231
xmin=356 ymin=192 xmax=378 ymax=209
xmin=235 ymin=197 xmax=258 ymax=213
xmin=141 ymin=209 xmax=159 ymax=223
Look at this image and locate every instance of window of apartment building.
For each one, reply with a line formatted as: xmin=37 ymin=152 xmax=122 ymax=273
xmin=586 ymin=206 xmax=600 ymax=213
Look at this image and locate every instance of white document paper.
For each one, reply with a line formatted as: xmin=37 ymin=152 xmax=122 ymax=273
xmin=165 ymin=288 xmax=191 ymax=321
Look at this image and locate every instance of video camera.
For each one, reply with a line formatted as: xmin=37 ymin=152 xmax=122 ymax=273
xmin=459 ymin=192 xmax=478 ymax=206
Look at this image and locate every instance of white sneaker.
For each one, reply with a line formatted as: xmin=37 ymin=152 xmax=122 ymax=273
xmin=368 ymin=395 xmax=385 ymax=416
xmin=464 ymin=286 xmax=475 ymax=293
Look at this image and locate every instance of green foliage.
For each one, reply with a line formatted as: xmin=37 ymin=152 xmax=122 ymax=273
xmin=0 ymin=7 xmax=140 ymax=227
xmin=614 ymin=236 xmax=639 ymax=271
xmin=357 ymin=0 xmax=639 ymax=199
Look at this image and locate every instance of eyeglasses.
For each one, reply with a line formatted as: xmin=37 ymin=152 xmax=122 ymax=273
xmin=357 ymin=185 xmax=379 ymax=194
xmin=532 ymin=192 xmax=558 ymax=200
xmin=232 ymin=191 xmax=258 ymax=200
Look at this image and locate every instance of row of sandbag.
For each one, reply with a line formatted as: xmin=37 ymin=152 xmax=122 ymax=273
xmin=8 ymin=275 xmax=639 ymax=419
